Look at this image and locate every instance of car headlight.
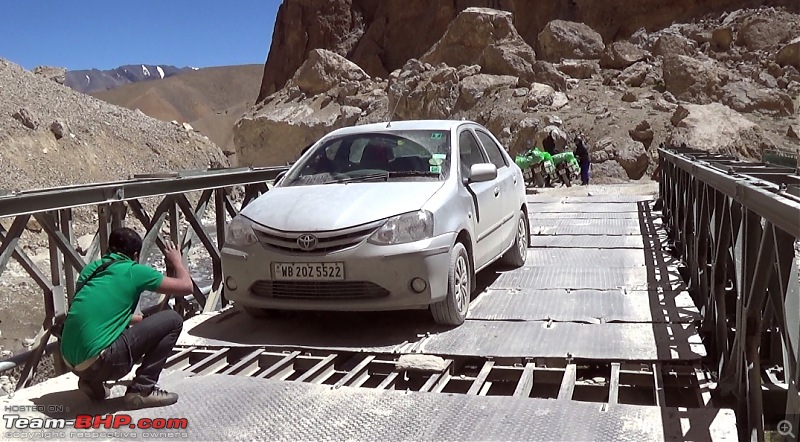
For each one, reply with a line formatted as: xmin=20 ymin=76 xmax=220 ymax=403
xmin=368 ymin=210 xmax=433 ymax=245
xmin=226 ymin=216 xmax=258 ymax=247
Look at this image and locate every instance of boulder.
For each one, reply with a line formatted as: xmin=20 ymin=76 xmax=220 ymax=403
xmin=776 ymin=37 xmax=800 ymax=69
xmin=721 ymin=81 xmax=795 ymax=116
xmin=629 ymin=120 xmax=654 ymax=148
xmin=507 ymin=117 xmax=542 ymax=156
xmin=591 ymin=137 xmax=650 ymax=180
xmin=420 ymin=8 xmax=536 ymax=81
xmin=458 ymin=74 xmax=518 ymax=109
xmin=666 ymin=103 xmax=774 ymax=159
xmin=711 ymin=27 xmax=734 ymax=52
xmin=652 ymin=34 xmax=696 ymax=57
xmin=622 ymin=91 xmax=637 ymax=102
xmin=12 ymin=108 xmax=37 ymax=130
xmin=522 ymin=83 xmax=569 ymax=111
xmin=662 ymin=54 xmax=730 ymax=103
xmin=50 ymin=120 xmax=70 ymax=140
xmin=557 ymin=60 xmax=600 ymax=79
xmin=388 ymin=62 xmax=461 ymax=120
xmin=537 ymin=20 xmax=605 ymax=62
xmin=234 ymin=95 xmax=362 ymax=167
xmin=600 ymin=41 xmax=650 ymax=70
xmin=290 ymin=49 xmax=369 ymax=96
xmin=32 ymin=66 xmax=66 ymax=85
xmin=736 ymin=11 xmax=800 ymax=51
xmin=618 ymin=61 xmax=661 ymax=87
xmin=528 ymin=61 xmax=569 ymax=91
xmin=788 ymin=125 xmax=800 ymax=140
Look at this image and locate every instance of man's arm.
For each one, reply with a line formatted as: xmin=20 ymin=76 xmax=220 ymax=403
xmin=154 ymin=240 xmax=194 ymax=296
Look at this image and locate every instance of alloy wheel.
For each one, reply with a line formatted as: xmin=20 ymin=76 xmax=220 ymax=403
xmin=454 ymin=255 xmax=470 ymax=312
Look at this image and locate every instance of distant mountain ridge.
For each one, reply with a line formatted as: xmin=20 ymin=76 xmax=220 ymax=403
xmin=65 ymin=64 xmax=197 ymax=94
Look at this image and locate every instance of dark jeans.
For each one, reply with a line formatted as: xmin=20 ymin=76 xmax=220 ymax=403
xmin=579 ymin=158 xmax=590 ymax=185
xmin=74 ymin=310 xmax=183 ymax=394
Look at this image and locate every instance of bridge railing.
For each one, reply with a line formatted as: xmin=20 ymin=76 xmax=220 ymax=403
xmin=0 ymin=165 xmax=288 ymax=391
xmin=657 ymin=144 xmax=800 ymax=442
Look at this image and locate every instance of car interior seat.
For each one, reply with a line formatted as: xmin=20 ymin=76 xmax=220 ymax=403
xmin=360 ymin=142 xmax=392 ymax=170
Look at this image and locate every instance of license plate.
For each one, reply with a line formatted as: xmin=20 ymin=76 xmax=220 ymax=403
xmin=271 ymin=262 xmax=345 ymax=281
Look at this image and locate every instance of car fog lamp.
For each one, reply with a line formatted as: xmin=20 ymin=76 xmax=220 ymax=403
xmin=410 ymin=278 xmax=427 ymax=293
xmin=225 ymin=276 xmax=238 ymax=291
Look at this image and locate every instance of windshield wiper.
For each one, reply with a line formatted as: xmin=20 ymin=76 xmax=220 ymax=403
xmin=387 ymin=171 xmax=441 ymax=178
xmin=324 ymin=172 xmax=389 ymax=184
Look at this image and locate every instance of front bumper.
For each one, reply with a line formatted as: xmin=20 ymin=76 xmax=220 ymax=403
xmin=221 ymin=232 xmax=456 ymax=311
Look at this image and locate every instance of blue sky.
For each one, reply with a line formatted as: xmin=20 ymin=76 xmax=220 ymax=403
xmin=0 ymin=1 xmax=282 ymax=71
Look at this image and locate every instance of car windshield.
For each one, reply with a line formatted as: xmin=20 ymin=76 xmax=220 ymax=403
xmin=280 ymin=130 xmax=452 ymax=187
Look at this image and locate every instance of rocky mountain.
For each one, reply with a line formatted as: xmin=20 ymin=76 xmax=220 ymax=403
xmin=256 ymin=0 xmax=800 ymax=101
xmin=91 ymin=64 xmax=265 ymax=157
xmin=0 ymin=58 xmax=228 ymax=194
xmin=63 ymin=64 xmax=195 ymax=94
xmin=235 ymin=6 xmax=799 ymax=181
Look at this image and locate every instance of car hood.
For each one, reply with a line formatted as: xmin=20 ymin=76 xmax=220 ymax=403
xmin=240 ymin=181 xmax=445 ymax=231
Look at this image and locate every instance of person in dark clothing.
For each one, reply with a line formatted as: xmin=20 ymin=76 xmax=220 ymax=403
xmin=573 ymin=134 xmax=591 ymax=186
xmin=543 ymin=132 xmax=557 ymax=156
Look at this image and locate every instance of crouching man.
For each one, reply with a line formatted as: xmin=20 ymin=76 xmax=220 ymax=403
xmin=60 ymin=227 xmax=194 ymax=409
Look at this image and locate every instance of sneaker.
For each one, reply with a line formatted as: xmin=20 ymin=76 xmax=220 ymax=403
xmin=124 ymin=386 xmax=179 ymax=409
xmin=78 ymin=379 xmax=109 ymax=401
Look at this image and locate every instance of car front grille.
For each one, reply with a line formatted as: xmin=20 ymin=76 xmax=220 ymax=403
xmin=250 ymin=280 xmax=390 ymax=299
xmin=253 ymin=220 xmax=384 ymax=254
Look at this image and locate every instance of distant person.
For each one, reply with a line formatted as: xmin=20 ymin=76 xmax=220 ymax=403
xmin=573 ymin=134 xmax=591 ymax=186
xmin=60 ymin=228 xmax=194 ymax=409
xmin=543 ymin=132 xmax=557 ymax=156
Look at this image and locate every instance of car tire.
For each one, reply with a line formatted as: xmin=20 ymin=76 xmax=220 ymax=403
xmin=499 ymin=209 xmax=529 ymax=268
xmin=431 ymin=242 xmax=471 ymax=326
xmin=242 ymin=305 xmax=285 ymax=319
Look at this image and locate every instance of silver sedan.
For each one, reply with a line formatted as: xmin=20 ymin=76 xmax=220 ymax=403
xmin=221 ymin=119 xmax=530 ymax=326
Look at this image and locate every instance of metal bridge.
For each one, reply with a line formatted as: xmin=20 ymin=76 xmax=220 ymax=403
xmin=0 ymin=145 xmax=797 ymax=441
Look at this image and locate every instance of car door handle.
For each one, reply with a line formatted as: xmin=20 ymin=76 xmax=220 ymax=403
xmin=494 ymin=187 xmax=500 ymax=197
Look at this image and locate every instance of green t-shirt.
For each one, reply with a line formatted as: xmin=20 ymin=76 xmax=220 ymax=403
xmin=60 ymin=252 xmax=164 ymax=366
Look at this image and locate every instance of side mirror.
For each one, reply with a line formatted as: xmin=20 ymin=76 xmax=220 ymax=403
xmin=468 ymin=163 xmax=497 ymax=183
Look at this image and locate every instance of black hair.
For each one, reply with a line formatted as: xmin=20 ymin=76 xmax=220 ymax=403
xmin=108 ymin=227 xmax=143 ymax=259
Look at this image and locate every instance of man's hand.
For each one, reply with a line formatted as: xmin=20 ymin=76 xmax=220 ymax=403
xmin=163 ymin=239 xmax=183 ymax=270
xmin=130 ymin=314 xmax=143 ymax=325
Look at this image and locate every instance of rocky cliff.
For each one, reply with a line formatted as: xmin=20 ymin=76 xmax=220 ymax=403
xmin=256 ymin=0 xmax=799 ymax=101
xmin=236 ymin=6 xmax=799 ymax=181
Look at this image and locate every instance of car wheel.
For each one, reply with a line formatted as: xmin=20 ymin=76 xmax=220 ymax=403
xmin=431 ymin=242 xmax=471 ymax=326
xmin=500 ymin=209 xmax=528 ymax=268
xmin=241 ymin=305 xmax=285 ymax=319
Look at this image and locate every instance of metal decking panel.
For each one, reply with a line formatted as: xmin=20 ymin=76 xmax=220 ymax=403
xmin=489 ymin=266 xmax=684 ymax=292
xmin=467 ymin=289 xmax=700 ymax=323
xmin=177 ymin=307 xmax=433 ymax=352
xmin=528 ymin=236 xmax=651 ymax=249
xmin=0 ymin=372 xmax=736 ymax=442
xmin=523 ymin=249 xmax=651 ymax=267
xmin=532 ymin=225 xmax=646 ymax=236
xmin=420 ymin=321 xmax=706 ymax=361
xmin=526 ymin=202 xmax=643 ymax=213
xmin=527 ymin=195 xmax=655 ymax=203
xmin=530 ymin=212 xmax=644 ymax=219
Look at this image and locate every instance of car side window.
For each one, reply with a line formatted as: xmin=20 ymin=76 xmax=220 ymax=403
xmin=459 ymin=130 xmax=487 ymax=180
xmin=476 ymin=131 xmax=508 ymax=169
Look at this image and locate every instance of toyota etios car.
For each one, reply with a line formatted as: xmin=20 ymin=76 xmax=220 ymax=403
xmin=221 ymin=120 xmax=530 ymax=326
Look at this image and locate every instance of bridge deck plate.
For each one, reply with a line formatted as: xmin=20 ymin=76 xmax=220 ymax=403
xmin=489 ymin=265 xmax=684 ymax=292
xmin=522 ymin=248 xmax=655 ymax=267
xmin=0 ymin=372 xmax=736 ymax=442
xmin=527 ymin=195 xmax=656 ymax=204
xmin=420 ymin=321 xmax=705 ymax=361
xmin=526 ymin=202 xmax=643 ymax=213
xmin=467 ymin=289 xmax=700 ymax=323
xmin=529 ymin=236 xmax=654 ymax=249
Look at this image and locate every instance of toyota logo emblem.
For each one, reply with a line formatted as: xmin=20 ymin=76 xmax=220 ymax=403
xmin=297 ymin=234 xmax=318 ymax=251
